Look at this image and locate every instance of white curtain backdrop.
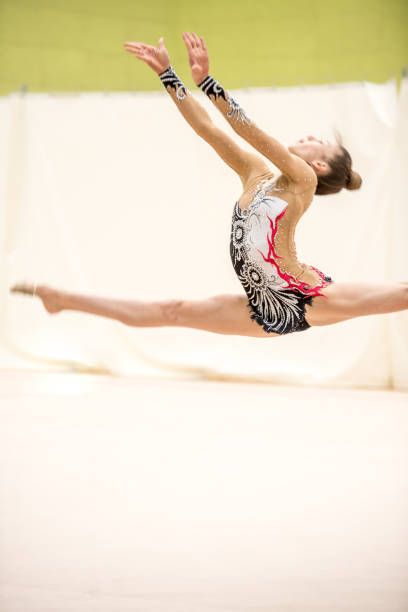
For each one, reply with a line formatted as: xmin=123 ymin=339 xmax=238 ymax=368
xmin=0 ymin=78 xmax=406 ymax=389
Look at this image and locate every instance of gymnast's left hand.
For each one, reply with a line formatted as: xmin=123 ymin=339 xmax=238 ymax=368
xmin=124 ymin=37 xmax=170 ymax=75
xmin=182 ymin=31 xmax=210 ymax=85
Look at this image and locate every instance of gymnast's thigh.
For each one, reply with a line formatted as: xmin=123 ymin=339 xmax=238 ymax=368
xmin=304 ymin=281 xmax=408 ymax=327
xmin=177 ymin=293 xmax=280 ymax=337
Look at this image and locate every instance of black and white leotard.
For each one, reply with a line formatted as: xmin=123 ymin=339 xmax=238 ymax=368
xmin=231 ymin=178 xmax=333 ymax=335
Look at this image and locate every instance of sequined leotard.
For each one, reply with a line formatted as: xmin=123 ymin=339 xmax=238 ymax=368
xmin=231 ymin=177 xmax=333 ymax=334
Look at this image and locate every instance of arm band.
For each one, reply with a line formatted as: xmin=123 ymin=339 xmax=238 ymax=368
xmin=198 ymin=75 xmax=250 ymax=125
xmin=198 ymin=75 xmax=227 ymax=101
xmin=158 ymin=66 xmax=186 ymax=101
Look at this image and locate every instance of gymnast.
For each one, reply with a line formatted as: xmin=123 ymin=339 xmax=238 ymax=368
xmin=10 ymin=32 xmax=408 ymax=337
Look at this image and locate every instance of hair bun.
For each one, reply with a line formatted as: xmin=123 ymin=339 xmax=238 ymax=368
xmin=346 ymin=170 xmax=362 ymax=191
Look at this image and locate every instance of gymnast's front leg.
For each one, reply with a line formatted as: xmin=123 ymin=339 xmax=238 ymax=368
xmin=9 ymin=284 xmax=276 ymax=338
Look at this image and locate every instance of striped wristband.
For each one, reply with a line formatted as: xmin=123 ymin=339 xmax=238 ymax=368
xmin=198 ymin=75 xmax=227 ymax=101
xmin=158 ymin=66 xmax=186 ymax=101
xmin=198 ymin=75 xmax=250 ymax=125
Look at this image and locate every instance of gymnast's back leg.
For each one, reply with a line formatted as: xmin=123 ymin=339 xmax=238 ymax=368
xmin=9 ymin=283 xmax=277 ymax=338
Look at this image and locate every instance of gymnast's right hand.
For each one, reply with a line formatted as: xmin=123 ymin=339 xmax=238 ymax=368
xmin=124 ymin=37 xmax=170 ymax=75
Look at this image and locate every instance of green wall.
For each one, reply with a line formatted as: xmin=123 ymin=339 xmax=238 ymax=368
xmin=0 ymin=0 xmax=407 ymax=94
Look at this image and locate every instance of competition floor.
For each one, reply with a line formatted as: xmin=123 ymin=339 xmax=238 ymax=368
xmin=1 ymin=371 xmax=408 ymax=612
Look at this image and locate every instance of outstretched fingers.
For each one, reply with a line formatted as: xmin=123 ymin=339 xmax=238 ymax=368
xmin=192 ymin=31 xmax=201 ymax=46
xmin=183 ymin=31 xmax=206 ymax=51
xmin=124 ymin=42 xmax=142 ymax=50
xmin=124 ymin=42 xmax=145 ymax=58
xmin=182 ymin=31 xmax=193 ymax=50
xmin=124 ymin=41 xmax=159 ymax=57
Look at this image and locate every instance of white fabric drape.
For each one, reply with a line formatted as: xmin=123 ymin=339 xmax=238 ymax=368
xmin=0 ymin=78 xmax=406 ymax=389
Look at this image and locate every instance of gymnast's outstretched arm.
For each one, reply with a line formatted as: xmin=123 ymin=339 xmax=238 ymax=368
xmin=182 ymin=31 xmax=316 ymax=185
xmin=124 ymin=37 xmax=269 ymax=185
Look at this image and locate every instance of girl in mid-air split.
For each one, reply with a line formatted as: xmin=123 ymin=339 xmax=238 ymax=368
xmin=10 ymin=32 xmax=408 ymax=338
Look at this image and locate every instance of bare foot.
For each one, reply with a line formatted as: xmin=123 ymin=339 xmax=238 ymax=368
xmin=10 ymin=283 xmax=64 ymax=314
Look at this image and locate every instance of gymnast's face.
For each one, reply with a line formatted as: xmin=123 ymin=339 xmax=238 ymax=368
xmin=288 ymin=136 xmax=341 ymax=176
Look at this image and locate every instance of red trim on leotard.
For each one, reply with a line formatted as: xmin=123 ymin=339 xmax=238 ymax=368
xmin=259 ymin=211 xmax=331 ymax=299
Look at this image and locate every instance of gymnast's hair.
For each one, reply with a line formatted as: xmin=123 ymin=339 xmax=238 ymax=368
xmin=316 ymin=129 xmax=362 ymax=196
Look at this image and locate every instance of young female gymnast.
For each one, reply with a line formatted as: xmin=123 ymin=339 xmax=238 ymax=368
xmin=10 ymin=32 xmax=408 ymax=338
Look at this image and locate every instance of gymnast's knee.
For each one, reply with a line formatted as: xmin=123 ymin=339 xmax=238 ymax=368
xmin=157 ymin=298 xmax=184 ymax=325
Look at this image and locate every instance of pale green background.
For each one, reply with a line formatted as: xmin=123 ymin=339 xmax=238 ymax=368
xmin=0 ymin=0 xmax=407 ymax=94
